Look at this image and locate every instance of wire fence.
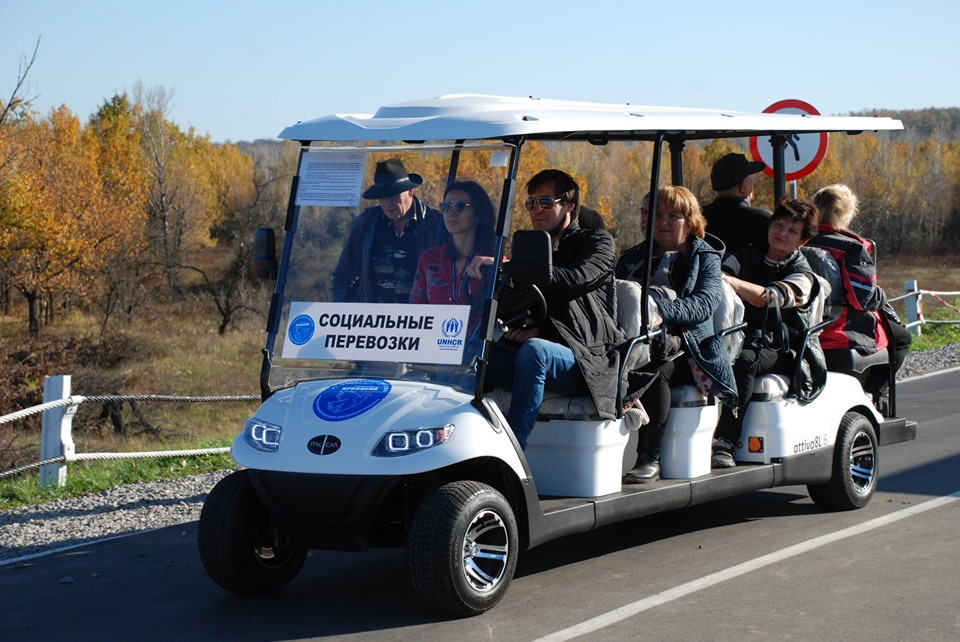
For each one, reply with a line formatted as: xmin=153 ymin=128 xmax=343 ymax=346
xmin=890 ymin=280 xmax=960 ymax=334
xmin=0 ymin=377 xmax=258 ymax=486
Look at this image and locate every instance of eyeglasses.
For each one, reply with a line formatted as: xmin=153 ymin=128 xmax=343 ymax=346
xmin=525 ymin=196 xmax=566 ymax=211
xmin=439 ymin=201 xmax=472 ymax=214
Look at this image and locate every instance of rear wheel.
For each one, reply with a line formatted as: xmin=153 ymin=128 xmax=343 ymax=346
xmin=198 ymin=470 xmax=307 ymax=594
xmin=407 ymin=481 xmax=519 ymax=616
xmin=808 ymin=412 xmax=878 ymax=510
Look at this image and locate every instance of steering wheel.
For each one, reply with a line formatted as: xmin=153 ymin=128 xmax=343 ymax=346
xmin=495 ymin=282 xmax=548 ymax=331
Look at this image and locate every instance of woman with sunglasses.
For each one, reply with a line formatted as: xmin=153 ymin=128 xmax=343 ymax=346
xmin=409 ymin=180 xmax=496 ymax=332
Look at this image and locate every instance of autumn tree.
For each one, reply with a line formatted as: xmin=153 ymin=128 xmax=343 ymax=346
xmin=0 ymin=39 xmax=38 ymax=135
xmin=180 ymin=142 xmax=282 ymax=333
xmin=0 ymin=106 xmax=108 ymax=335
xmin=134 ymin=83 xmax=220 ymax=296
xmin=1 ymin=40 xmax=41 ymax=315
xmin=84 ymin=93 xmax=150 ymax=333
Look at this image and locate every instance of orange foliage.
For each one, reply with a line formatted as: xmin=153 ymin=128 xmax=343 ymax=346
xmin=0 ymin=106 xmax=106 ymax=296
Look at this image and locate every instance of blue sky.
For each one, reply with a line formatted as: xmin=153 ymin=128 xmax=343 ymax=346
xmin=2 ymin=0 xmax=958 ymax=143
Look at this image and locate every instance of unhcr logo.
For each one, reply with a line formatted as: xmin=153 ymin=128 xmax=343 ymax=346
xmin=438 ymin=317 xmax=465 ymax=350
xmin=441 ymin=317 xmax=464 ymax=338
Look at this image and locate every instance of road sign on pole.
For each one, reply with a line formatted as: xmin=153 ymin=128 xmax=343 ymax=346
xmin=749 ymin=99 xmax=829 ymax=182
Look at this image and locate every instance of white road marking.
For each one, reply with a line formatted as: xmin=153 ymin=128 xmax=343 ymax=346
xmin=535 ymin=490 xmax=960 ymax=642
xmin=900 ymin=365 xmax=960 ymax=383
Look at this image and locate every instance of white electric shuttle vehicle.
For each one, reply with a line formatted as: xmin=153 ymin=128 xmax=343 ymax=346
xmin=197 ymin=94 xmax=917 ymax=616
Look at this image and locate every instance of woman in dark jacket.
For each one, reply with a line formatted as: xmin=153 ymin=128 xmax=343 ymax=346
xmin=616 ymin=186 xmax=737 ymax=483
xmin=713 ymin=197 xmax=827 ymax=469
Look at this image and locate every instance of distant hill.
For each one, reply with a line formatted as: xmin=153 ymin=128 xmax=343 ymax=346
xmin=848 ymin=107 xmax=960 ymax=142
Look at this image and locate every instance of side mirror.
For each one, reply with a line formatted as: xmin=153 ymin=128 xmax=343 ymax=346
xmin=502 ymin=230 xmax=552 ymax=287
xmin=252 ymin=227 xmax=278 ymax=280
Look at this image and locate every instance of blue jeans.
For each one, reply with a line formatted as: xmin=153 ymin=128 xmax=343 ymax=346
xmin=487 ymin=338 xmax=588 ymax=449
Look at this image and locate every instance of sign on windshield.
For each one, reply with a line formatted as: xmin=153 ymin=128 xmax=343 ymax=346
xmin=282 ymin=302 xmax=472 ymax=364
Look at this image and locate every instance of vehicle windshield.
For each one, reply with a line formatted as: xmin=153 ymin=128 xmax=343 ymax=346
xmin=267 ymin=143 xmax=514 ymax=394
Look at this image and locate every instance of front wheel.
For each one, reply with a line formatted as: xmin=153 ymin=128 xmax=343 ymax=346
xmin=807 ymin=412 xmax=878 ymax=510
xmin=407 ymin=481 xmax=519 ymax=616
xmin=198 ymin=470 xmax=307 ymax=594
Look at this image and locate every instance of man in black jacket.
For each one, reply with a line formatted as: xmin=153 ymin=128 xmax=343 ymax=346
xmin=331 ymin=158 xmax=443 ymax=302
xmin=702 ymin=153 xmax=772 ymax=255
xmin=471 ymin=169 xmax=624 ymax=449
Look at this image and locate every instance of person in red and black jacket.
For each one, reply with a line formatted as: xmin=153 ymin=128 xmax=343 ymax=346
xmin=807 ymin=184 xmax=911 ymax=398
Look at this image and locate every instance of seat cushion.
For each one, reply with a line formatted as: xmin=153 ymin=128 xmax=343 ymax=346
xmin=670 ymin=384 xmax=712 ymax=408
xmin=487 ymin=388 xmax=600 ymax=421
xmin=824 ymin=347 xmax=890 ymax=374
xmin=751 ymin=374 xmax=791 ymax=401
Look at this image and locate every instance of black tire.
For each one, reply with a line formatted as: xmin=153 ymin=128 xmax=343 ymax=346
xmin=198 ymin=470 xmax=306 ymax=594
xmin=407 ymin=481 xmax=519 ymax=617
xmin=808 ymin=412 xmax=878 ymax=511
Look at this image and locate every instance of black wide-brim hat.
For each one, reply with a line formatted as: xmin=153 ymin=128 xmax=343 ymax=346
xmin=362 ymin=158 xmax=424 ymax=199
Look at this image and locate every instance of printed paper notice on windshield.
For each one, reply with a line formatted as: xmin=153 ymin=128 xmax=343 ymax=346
xmin=295 ymin=152 xmax=365 ymax=207
xmin=282 ymin=302 xmax=471 ymax=364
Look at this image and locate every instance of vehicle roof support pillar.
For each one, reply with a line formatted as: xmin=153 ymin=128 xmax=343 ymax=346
xmin=668 ymin=137 xmax=685 ymax=186
xmin=770 ymin=134 xmax=787 ymax=202
xmin=642 ymin=135 xmax=666 ymax=331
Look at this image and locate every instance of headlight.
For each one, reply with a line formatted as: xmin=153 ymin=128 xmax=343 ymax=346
xmin=242 ymin=418 xmax=282 ymax=452
xmin=372 ymin=424 xmax=454 ymax=457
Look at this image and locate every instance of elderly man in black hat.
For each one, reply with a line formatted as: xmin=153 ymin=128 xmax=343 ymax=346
xmin=331 ymin=158 xmax=444 ymax=302
xmin=702 ymin=152 xmax=772 ymax=256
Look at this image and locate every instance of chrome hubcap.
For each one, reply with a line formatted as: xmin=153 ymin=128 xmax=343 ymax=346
xmin=461 ymin=509 xmax=509 ymax=593
xmin=849 ymin=429 xmax=876 ymax=494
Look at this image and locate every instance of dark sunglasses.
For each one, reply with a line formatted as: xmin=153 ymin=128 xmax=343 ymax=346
xmin=439 ymin=201 xmax=472 ymax=214
xmin=524 ymin=196 xmax=565 ymax=211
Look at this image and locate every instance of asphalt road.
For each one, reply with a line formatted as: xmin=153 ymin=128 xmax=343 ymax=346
xmin=2 ymin=370 xmax=958 ymax=641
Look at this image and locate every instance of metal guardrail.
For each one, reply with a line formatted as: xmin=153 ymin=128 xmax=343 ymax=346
xmin=0 ymin=375 xmax=259 ymax=487
xmin=891 ymin=280 xmax=960 ymax=335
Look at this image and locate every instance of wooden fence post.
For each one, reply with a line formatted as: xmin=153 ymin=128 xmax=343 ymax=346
xmin=904 ymin=280 xmax=922 ymax=336
xmin=39 ymin=375 xmax=77 ymax=488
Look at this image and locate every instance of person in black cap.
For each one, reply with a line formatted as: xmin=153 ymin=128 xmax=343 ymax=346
xmin=702 ymin=152 xmax=772 ymax=256
xmin=331 ymin=158 xmax=444 ymax=302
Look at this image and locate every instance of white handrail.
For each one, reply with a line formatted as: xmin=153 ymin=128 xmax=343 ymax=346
xmin=0 ymin=375 xmax=258 ymax=487
xmin=893 ymin=280 xmax=960 ymax=336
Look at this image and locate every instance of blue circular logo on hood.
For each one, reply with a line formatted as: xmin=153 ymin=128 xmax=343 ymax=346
xmin=313 ymin=379 xmax=392 ymax=422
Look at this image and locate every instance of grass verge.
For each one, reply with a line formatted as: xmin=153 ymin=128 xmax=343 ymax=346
xmin=0 ymin=440 xmax=235 ymax=511
xmin=910 ymin=297 xmax=960 ymax=351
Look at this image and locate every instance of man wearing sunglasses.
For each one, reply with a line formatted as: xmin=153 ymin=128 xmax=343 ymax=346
xmin=331 ymin=158 xmax=444 ymax=303
xmin=473 ymin=169 xmax=624 ymax=450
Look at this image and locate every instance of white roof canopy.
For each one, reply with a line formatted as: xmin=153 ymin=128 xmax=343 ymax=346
xmin=278 ymin=94 xmax=904 ymax=143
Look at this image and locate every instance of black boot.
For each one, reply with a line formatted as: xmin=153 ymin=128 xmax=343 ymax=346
xmin=624 ymin=457 xmax=660 ymax=483
xmin=624 ymin=425 xmax=662 ymax=484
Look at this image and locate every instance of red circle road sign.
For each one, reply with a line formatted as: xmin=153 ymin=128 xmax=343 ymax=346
xmin=749 ymin=99 xmax=829 ymax=182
